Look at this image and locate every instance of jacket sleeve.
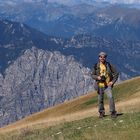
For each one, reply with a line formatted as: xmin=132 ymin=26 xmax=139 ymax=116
xmin=91 ymin=64 xmax=98 ymax=80
xmin=110 ymin=64 xmax=119 ymax=84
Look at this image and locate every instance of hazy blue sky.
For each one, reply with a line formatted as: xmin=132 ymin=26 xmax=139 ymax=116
xmin=0 ymin=0 xmax=140 ymax=6
xmin=48 ymin=0 xmax=140 ymax=4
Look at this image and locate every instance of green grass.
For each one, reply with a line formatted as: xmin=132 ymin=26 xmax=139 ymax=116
xmin=84 ymin=77 xmax=140 ymax=107
xmin=84 ymin=97 xmax=98 ymax=106
xmin=0 ymin=112 xmax=140 ymax=140
xmin=113 ymin=78 xmax=140 ymax=101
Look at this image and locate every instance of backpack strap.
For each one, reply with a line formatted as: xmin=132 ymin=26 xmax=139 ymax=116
xmin=106 ymin=62 xmax=112 ymax=73
xmin=94 ymin=63 xmax=98 ymax=70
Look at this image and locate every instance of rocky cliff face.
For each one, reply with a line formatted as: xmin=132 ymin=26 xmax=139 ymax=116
xmin=0 ymin=47 xmax=93 ymax=127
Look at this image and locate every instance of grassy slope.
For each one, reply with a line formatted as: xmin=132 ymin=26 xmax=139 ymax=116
xmin=0 ymin=77 xmax=140 ymax=140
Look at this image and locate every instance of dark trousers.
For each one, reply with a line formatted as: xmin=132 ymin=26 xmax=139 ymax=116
xmin=98 ymin=86 xmax=116 ymax=114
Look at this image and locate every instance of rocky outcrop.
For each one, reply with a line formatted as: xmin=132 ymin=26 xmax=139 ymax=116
xmin=0 ymin=47 xmax=94 ymax=127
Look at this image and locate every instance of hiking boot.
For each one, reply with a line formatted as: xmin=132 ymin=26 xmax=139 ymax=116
xmin=111 ymin=112 xmax=117 ymax=118
xmin=99 ymin=112 xmax=105 ymax=118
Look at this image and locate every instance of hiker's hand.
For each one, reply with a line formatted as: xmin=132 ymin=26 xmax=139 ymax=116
xmin=108 ymin=82 xmax=113 ymax=86
xmin=97 ymin=76 xmax=101 ymax=80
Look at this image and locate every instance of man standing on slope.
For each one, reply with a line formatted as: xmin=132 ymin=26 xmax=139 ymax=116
xmin=91 ymin=52 xmax=119 ymax=118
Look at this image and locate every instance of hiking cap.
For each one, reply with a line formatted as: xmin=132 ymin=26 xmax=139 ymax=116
xmin=99 ymin=52 xmax=107 ymax=57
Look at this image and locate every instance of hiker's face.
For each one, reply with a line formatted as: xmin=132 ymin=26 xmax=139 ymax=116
xmin=99 ymin=55 xmax=106 ymax=63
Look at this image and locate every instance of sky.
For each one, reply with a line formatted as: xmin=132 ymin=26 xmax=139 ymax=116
xmin=0 ymin=0 xmax=140 ymax=6
xmin=48 ymin=0 xmax=140 ymax=4
xmin=104 ymin=0 xmax=140 ymax=4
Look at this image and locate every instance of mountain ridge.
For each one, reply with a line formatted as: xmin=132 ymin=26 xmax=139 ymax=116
xmin=1 ymin=1 xmax=140 ymax=39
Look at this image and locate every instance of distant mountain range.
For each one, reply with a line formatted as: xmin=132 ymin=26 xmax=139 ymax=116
xmin=0 ymin=19 xmax=64 ymax=74
xmin=0 ymin=19 xmax=140 ymax=78
xmin=0 ymin=0 xmax=140 ymax=40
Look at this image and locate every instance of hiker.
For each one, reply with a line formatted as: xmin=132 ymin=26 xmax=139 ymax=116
xmin=91 ymin=52 xmax=119 ymax=118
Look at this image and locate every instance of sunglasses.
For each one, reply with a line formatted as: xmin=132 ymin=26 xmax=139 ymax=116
xmin=99 ymin=56 xmax=106 ymax=58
